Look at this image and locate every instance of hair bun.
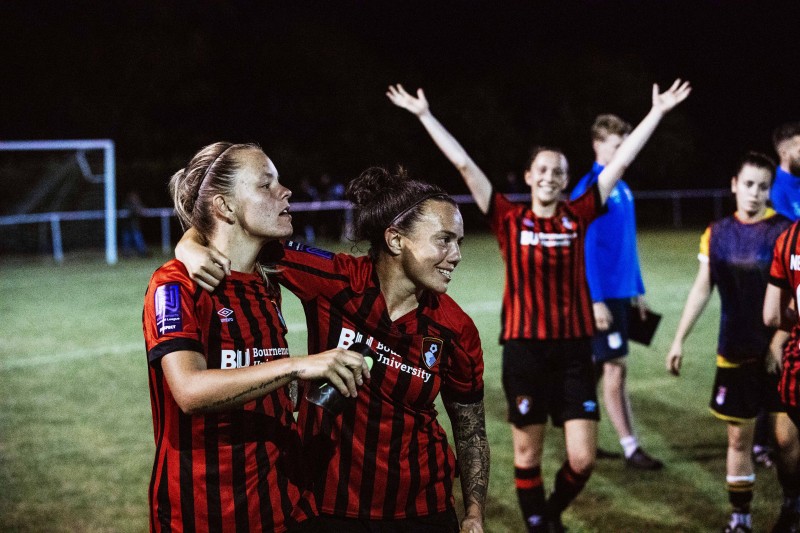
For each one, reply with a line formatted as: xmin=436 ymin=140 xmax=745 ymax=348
xmin=346 ymin=166 xmax=408 ymax=207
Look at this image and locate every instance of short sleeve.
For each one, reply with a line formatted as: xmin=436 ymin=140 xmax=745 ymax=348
xmin=275 ymin=241 xmax=350 ymax=301
xmin=567 ymin=182 xmax=604 ymax=223
xmin=769 ymin=226 xmax=792 ymax=289
xmin=143 ymin=262 xmax=207 ymax=365
xmin=698 ymin=226 xmax=711 ymax=263
xmin=440 ymin=316 xmax=484 ymax=405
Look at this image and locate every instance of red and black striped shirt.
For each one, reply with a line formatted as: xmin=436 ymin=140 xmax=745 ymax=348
xmin=769 ymin=221 xmax=800 ymax=408
xmin=142 ymin=260 xmax=314 ymax=533
xmin=488 ymin=185 xmax=603 ymax=342
xmin=274 ymin=242 xmax=484 ymax=519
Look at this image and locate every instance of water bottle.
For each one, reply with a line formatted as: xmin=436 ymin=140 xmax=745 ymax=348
xmin=304 ymin=342 xmax=375 ymax=414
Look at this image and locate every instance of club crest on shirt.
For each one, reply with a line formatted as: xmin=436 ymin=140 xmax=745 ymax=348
xmin=155 ymin=283 xmax=182 ymax=337
xmin=561 ymin=216 xmax=575 ymax=230
xmin=516 ymin=395 xmax=532 ymax=415
xmin=421 ymin=337 xmax=443 ymax=368
xmin=522 ymin=218 xmax=535 ymax=228
xmin=715 ymin=386 xmax=727 ymax=406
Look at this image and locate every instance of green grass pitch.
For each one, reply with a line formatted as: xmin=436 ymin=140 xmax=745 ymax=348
xmin=0 ymin=229 xmax=785 ymax=532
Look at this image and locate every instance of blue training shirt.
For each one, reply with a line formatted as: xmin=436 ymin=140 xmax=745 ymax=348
xmin=770 ymin=166 xmax=800 ymax=221
xmin=570 ymin=162 xmax=645 ymax=301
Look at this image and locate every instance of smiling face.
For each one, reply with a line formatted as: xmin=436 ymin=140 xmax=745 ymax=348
xmin=524 ymin=150 xmax=569 ymax=207
xmin=229 ymin=148 xmax=293 ymax=240
xmin=398 ymin=200 xmax=464 ymax=294
xmin=732 ymin=163 xmax=772 ymax=221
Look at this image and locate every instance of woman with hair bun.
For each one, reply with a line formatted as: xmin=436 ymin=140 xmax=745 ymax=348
xmin=143 ymin=142 xmax=370 ymax=533
xmin=178 ymin=165 xmax=489 ymax=533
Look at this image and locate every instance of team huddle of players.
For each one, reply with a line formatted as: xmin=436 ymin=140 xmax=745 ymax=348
xmin=142 ymin=82 xmax=800 ymax=533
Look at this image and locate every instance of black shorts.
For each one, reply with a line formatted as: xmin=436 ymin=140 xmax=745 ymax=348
xmin=502 ymin=338 xmax=599 ymax=427
xmin=709 ymin=357 xmax=785 ymax=422
xmin=592 ymin=298 xmax=630 ymax=364
xmin=294 ymin=509 xmax=459 ymax=532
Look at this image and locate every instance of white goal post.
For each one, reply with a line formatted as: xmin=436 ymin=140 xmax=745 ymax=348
xmin=0 ymin=139 xmax=117 ymax=264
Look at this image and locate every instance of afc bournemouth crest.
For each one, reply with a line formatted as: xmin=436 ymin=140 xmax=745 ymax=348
xmin=421 ymin=337 xmax=444 ymax=369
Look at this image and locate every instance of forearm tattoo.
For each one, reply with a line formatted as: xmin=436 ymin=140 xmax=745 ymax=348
xmin=206 ymin=371 xmax=299 ymax=411
xmin=447 ymin=399 xmax=490 ymax=517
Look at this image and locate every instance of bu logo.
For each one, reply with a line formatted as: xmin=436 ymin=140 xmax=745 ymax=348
xmin=421 ymin=337 xmax=444 ymax=368
xmin=790 ymin=254 xmax=800 ymax=271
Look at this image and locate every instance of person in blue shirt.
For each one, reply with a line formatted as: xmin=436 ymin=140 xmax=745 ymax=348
xmin=770 ymin=121 xmax=800 ymax=221
xmin=570 ymin=114 xmax=663 ymax=470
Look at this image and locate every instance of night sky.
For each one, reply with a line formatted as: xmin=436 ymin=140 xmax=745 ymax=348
xmin=2 ymin=0 xmax=800 ymax=209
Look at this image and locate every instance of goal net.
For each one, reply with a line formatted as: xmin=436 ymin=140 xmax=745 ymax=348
xmin=0 ymin=140 xmax=117 ymax=263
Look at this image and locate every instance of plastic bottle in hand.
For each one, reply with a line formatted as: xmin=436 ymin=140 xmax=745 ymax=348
xmin=305 ymin=342 xmax=375 ymax=414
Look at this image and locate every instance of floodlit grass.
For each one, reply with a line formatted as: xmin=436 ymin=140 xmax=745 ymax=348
xmin=0 ymin=230 xmax=786 ymax=532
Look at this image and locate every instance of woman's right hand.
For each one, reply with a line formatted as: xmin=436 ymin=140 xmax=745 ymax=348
xmin=297 ymin=348 xmax=371 ymax=398
xmin=175 ymin=228 xmax=230 ymax=292
xmin=386 ymin=84 xmax=430 ymax=116
xmin=666 ymin=345 xmax=683 ymax=376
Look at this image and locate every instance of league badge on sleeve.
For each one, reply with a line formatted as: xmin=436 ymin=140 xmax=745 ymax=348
xmin=155 ymin=283 xmax=183 ymax=337
xmin=421 ymin=337 xmax=443 ymax=368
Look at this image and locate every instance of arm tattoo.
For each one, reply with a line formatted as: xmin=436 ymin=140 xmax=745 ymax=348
xmin=446 ymin=399 xmax=490 ymax=519
xmin=206 ymin=370 xmax=299 ymax=411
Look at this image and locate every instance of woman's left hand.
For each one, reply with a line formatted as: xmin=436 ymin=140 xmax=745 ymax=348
xmin=460 ymin=516 xmax=484 ymax=533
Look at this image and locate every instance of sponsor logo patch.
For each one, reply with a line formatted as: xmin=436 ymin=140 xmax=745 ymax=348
xmin=516 ymin=395 xmax=532 ymax=415
xmin=286 ymin=240 xmax=334 ymax=260
xmin=155 ymin=283 xmax=182 ymax=337
xmin=422 ymin=337 xmax=443 ymax=368
xmin=217 ymin=307 xmax=234 ymax=323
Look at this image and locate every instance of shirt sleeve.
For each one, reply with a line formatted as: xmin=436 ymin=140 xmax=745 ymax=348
xmin=568 ymin=182 xmax=604 ymax=224
xmin=275 ymin=241 xmax=350 ymax=302
xmin=769 ymin=226 xmax=792 ymax=289
xmin=440 ymin=314 xmax=484 ymax=405
xmin=698 ymin=226 xmax=711 ymax=263
xmin=143 ymin=264 xmax=207 ymax=365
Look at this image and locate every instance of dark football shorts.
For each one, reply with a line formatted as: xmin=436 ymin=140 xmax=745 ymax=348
xmin=502 ymin=338 xmax=599 ymax=427
xmin=709 ymin=356 xmax=785 ymax=423
xmin=592 ymin=298 xmax=630 ymax=364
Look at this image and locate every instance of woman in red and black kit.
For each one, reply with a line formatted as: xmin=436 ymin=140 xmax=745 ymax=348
xmin=142 ymin=142 xmax=369 ymax=533
xmin=178 ymin=166 xmax=490 ymax=533
xmin=389 ymin=80 xmax=690 ymax=532
xmin=763 ymin=221 xmax=800 ymax=530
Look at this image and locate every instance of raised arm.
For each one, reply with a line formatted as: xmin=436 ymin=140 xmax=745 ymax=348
xmin=598 ymin=79 xmax=692 ymax=204
xmin=387 ymin=84 xmax=493 ymax=214
xmin=444 ymin=399 xmax=490 ymax=533
xmin=666 ymin=260 xmax=712 ymax=376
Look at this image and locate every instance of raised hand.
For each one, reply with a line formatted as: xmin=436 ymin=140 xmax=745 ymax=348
xmin=652 ymin=79 xmax=692 ymax=115
xmin=386 ymin=84 xmax=430 ymax=116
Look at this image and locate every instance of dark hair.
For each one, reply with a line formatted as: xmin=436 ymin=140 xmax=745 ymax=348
xmin=346 ymin=166 xmax=456 ymax=260
xmin=772 ymin=122 xmax=800 ymax=152
xmin=169 ymin=142 xmax=260 ymax=237
xmin=524 ymin=145 xmax=567 ymax=172
xmin=591 ymin=114 xmax=632 ymax=141
xmin=736 ymin=151 xmax=776 ymax=180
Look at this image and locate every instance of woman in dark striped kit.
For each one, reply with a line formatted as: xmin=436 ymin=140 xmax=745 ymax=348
xmin=389 ymin=80 xmax=690 ymax=532
xmin=142 ymin=142 xmax=369 ymax=533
